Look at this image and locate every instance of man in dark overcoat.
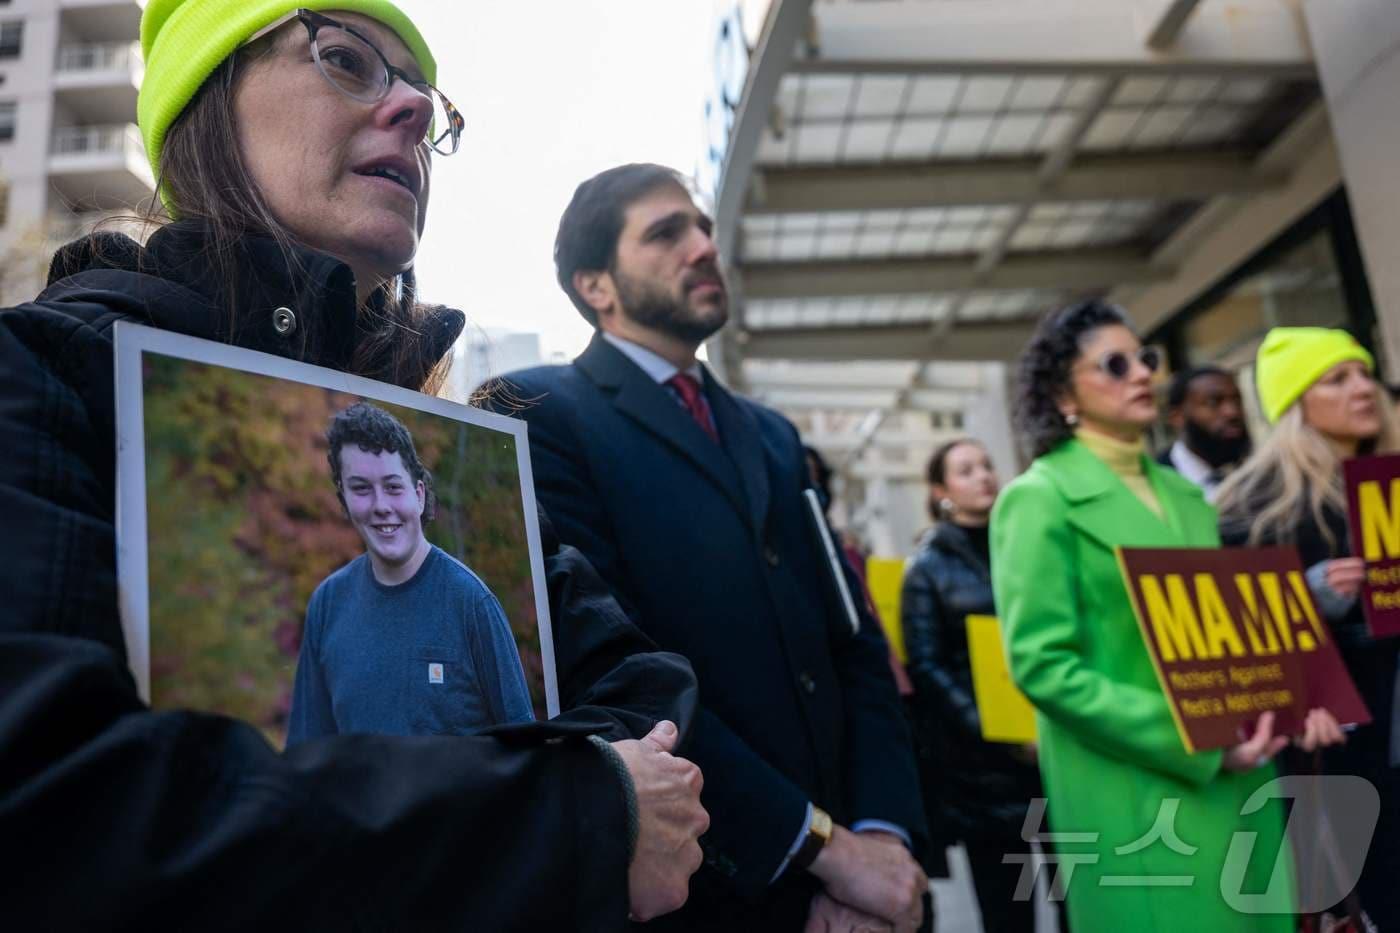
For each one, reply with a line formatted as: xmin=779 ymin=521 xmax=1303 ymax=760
xmin=489 ymin=164 xmax=928 ymax=932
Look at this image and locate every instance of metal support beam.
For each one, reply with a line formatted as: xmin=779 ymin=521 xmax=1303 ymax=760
xmin=1141 ymin=0 xmax=1206 ymax=50
xmin=1113 ymin=104 xmax=1342 ymax=336
xmin=838 ymin=408 xmax=891 ymax=469
xmin=744 ymin=369 xmax=983 ymax=393
xmin=848 ymin=461 xmax=930 ymax=481
xmin=715 ymin=0 xmax=814 ymax=272
xmin=928 ymin=76 xmax=1121 ymax=338
xmin=744 ymin=249 xmax=1170 ymax=300
xmin=710 ymin=0 xmax=815 ymax=383
xmin=749 ymin=152 xmax=1284 ymax=215
xmin=757 ymin=386 xmax=972 ymax=412
xmin=806 ymin=431 xmax=959 ymax=452
xmin=799 ymin=0 xmax=1314 ymax=78
xmin=743 ymin=321 xmax=1037 ymax=362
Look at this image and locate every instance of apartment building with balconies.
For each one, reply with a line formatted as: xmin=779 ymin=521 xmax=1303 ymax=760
xmin=0 ymin=0 xmax=148 ymax=304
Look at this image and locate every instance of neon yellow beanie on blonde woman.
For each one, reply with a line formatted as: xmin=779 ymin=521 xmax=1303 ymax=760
xmin=138 ymin=0 xmax=436 ymax=186
xmin=1255 ymin=326 xmax=1375 ymax=423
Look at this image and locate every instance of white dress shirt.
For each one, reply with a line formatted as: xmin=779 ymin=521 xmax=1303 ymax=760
xmin=1168 ymin=440 xmax=1226 ymax=502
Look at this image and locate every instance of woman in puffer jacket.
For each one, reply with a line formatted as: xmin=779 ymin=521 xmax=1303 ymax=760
xmin=901 ymin=437 xmax=1051 ymax=932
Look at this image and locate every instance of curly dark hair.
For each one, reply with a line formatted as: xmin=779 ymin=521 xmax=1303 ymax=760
xmin=1013 ymin=299 xmax=1133 ymax=459
xmin=326 ymin=402 xmax=437 ymax=523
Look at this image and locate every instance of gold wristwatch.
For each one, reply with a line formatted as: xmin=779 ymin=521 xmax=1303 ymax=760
xmin=792 ymin=806 xmax=834 ymax=871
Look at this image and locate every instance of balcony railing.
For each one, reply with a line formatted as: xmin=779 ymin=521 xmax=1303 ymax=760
xmin=51 ymin=122 xmax=144 ymax=158
xmin=55 ymin=41 xmax=141 ymax=75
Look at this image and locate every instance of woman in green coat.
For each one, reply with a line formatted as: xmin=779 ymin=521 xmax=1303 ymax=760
xmin=990 ymin=301 xmax=1343 ymax=932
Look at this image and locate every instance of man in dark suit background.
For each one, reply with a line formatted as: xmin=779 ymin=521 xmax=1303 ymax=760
xmin=489 ymin=164 xmax=928 ymax=931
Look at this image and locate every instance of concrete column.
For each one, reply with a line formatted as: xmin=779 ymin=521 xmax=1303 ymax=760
xmin=1303 ymin=0 xmax=1400 ymax=378
xmin=963 ymin=362 xmax=1022 ymax=475
xmin=863 ymin=476 xmax=898 ymax=558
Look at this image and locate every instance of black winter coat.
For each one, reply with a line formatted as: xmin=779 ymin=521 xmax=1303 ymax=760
xmin=1221 ymin=488 xmax=1400 ymax=926
xmin=490 ymin=337 xmax=926 ymax=930
xmin=0 ymin=224 xmax=697 ymax=931
xmin=1219 ymin=491 xmax=1396 ymax=752
xmin=901 ymin=523 xmax=1045 ymax=844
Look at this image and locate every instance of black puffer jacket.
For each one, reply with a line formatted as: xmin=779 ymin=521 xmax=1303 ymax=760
xmin=0 ymin=223 xmax=697 ymax=931
xmin=901 ymin=522 xmax=1044 ymax=843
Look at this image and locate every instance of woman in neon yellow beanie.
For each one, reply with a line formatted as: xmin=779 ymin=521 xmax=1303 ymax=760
xmin=1218 ymin=326 xmax=1400 ymax=927
xmin=0 ymin=3 xmax=706 ymax=927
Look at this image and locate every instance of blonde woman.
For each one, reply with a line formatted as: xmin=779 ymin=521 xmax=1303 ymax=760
xmin=1217 ymin=326 xmax=1400 ymax=927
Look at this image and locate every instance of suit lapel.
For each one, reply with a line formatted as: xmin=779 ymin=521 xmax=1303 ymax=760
xmin=576 ymin=335 xmax=753 ymax=528
xmin=704 ymin=371 xmax=771 ymax=537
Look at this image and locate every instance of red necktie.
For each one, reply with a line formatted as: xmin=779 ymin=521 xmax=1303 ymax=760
xmin=666 ymin=373 xmax=718 ymax=444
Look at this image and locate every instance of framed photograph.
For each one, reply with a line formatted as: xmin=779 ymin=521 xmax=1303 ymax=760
xmin=114 ymin=322 xmax=558 ymax=751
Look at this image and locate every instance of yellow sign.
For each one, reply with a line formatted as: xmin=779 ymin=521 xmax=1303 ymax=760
xmin=865 ymin=557 xmax=908 ymax=663
xmin=965 ymin=614 xmax=1037 ymax=744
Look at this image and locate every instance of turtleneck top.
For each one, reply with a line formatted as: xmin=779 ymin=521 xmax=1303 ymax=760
xmin=1075 ymin=429 xmax=1163 ymax=518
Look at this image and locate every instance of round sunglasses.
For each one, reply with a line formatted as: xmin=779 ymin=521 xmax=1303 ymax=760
xmin=1081 ymin=345 xmax=1163 ymax=380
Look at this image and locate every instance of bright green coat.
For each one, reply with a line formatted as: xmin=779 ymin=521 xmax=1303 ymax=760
xmin=990 ymin=439 xmax=1293 ymax=932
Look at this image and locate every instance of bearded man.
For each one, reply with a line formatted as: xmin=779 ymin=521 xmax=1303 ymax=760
xmin=486 ymin=164 xmax=928 ymax=932
xmin=1159 ymin=366 xmax=1252 ymax=501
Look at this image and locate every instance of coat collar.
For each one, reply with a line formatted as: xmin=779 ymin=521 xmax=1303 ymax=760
xmin=927 ymin=521 xmax=990 ymax=578
xmin=575 ymin=332 xmax=770 ymax=536
xmin=43 ymin=222 xmax=464 ymax=382
xmin=1035 ymin=438 xmax=1216 ymax=549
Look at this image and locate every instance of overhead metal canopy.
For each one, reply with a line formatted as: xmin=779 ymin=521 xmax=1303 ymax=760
xmin=705 ymin=0 xmax=1327 ymax=546
xmin=749 ymin=151 xmax=1288 ymax=213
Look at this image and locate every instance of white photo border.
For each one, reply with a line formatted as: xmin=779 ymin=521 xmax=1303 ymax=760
xmin=114 ymin=320 xmax=560 ymax=718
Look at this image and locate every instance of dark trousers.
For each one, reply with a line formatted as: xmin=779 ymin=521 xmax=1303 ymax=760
xmin=963 ymin=835 xmax=1059 ymax=933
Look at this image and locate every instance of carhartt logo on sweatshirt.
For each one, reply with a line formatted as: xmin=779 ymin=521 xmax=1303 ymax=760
xmin=428 ymin=663 xmax=444 ymax=684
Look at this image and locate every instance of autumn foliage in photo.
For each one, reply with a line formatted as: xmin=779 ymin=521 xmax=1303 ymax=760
xmin=142 ymin=354 xmax=544 ymax=747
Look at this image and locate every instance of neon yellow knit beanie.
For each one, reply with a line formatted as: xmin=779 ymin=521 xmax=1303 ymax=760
xmin=1255 ymin=327 xmax=1374 ymax=423
xmin=138 ymin=0 xmax=436 ymax=195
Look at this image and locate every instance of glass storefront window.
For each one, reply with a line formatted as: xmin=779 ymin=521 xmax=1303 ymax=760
xmin=1178 ymin=228 xmax=1350 ymax=439
xmin=1181 ymin=228 xmax=1348 ymax=368
xmin=1152 ymin=191 xmax=1376 ymax=445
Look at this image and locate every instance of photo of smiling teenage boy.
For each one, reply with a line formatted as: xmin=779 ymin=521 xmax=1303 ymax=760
xmin=287 ymin=402 xmax=534 ymax=744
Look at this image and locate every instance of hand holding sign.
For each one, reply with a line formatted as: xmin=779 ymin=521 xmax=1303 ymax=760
xmin=1117 ymin=546 xmax=1370 ymax=753
xmin=1323 ymin=557 xmax=1366 ymax=599
xmin=1221 ymin=711 xmax=1289 ymax=772
xmin=1219 ymin=708 xmax=1346 ymax=772
xmin=1294 ymin=707 xmax=1346 ymax=753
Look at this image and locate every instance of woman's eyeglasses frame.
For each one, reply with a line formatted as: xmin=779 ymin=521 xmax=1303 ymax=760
xmin=244 ymin=8 xmax=463 ymax=156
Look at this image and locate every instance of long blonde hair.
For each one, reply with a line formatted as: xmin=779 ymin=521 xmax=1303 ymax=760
xmin=1215 ymin=382 xmax=1400 ymax=548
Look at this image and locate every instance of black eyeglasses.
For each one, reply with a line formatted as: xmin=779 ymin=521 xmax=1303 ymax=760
xmin=246 ymin=9 xmax=463 ymax=156
xmin=1081 ymin=345 xmax=1163 ymax=380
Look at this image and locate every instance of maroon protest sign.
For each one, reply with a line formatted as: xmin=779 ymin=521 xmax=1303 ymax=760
xmin=1118 ymin=547 xmax=1370 ymax=753
xmin=1344 ymin=453 xmax=1400 ymax=638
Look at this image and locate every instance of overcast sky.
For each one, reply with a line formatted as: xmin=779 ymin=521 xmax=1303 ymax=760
xmin=402 ymin=2 xmax=716 ymax=367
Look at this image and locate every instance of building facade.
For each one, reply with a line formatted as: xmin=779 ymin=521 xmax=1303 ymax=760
xmin=0 ymin=0 xmax=148 ymax=305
